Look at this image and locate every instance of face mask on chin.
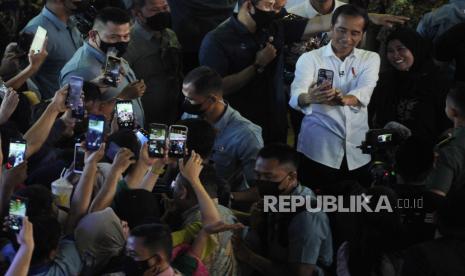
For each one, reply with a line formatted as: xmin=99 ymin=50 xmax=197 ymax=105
xmin=250 ymin=6 xmax=276 ymax=29
xmin=145 ymin=12 xmax=172 ymax=31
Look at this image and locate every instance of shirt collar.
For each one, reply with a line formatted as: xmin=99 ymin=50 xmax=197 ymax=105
xmin=84 ymin=41 xmax=106 ymax=64
xmin=42 ymin=7 xmax=68 ymax=31
xmin=213 ymin=104 xmax=233 ymax=131
xmin=230 ymin=15 xmax=251 ymax=35
xmin=134 ymin=21 xmax=155 ymax=41
xmin=322 ymin=42 xmax=359 ymax=59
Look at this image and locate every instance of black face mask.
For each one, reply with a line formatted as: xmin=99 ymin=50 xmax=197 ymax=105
xmin=255 ymin=175 xmax=289 ymax=197
xmin=71 ymin=0 xmax=91 ymax=13
xmin=251 ymin=6 xmax=276 ymax=29
xmin=182 ymin=99 xmax=205 ymax=116
xmin=146 ymin=12 xmax=172 ymax=31
xmin=97 ymin=34 xmax=129 ymax=57
xmin=124 ymin=256 xmax=158 ymax=276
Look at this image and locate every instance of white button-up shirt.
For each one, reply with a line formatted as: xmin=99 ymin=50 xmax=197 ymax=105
xmin=285 ymin=0 xmax=346 ymax=18
xmin=289 ymin=43 xmax=380 ymax=170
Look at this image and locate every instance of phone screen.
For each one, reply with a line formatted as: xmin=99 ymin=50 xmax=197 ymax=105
xmin=317 ymin=69 xmax=334 ymax=88
xmin=30 ymin=26 xmax=47 ymax=54
xmin=86 ymin=115 xmax=105 ymax=151
xmin=136 ymin=129 xmax=149 ymax=145
xmin=0 ymin=79 xmax=8 ymax=99
xmin=149 ymin=124 xmax=167 ymax=158
xmin=116 ymin=101 xmax=134 ymax=128
xmin=9 ymin=197 xmax=27 ymax=232
xmin=104 ymin=56 xmax=121 ymax=87
xmin=377 ymin=134 xmax=393 ymax=143
xmin=7 ymin=140 xmax=26 ymax=168
xmin=74 ymin=144 xmax=85 ymax=173
xmin=168 ymin=126 xmax=188 ymax=158
xmin=68 ymin=76 xmax=84 ymax=118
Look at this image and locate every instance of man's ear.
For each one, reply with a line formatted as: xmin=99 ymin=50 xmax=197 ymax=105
xmin=88 ymin=30 xmax=98 ymax=43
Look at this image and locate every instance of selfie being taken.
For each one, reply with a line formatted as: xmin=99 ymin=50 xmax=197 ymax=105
xmin=0 ymin=0 xmax=464 ymax=276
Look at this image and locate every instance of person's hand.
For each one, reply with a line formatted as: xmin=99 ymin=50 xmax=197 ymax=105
xmin=17 ymin=216 xmax=34 ymax=249
xmin=1 ymin=161 xmax=28 ymax=191
xmin=0 ymin=88 xmax=20 ymax=125
xmin=60 ymin=110 xmax=76 ymax=137
xmin=27 ymin=38 xmax=48 ymax=73
xmin=179 ymin=151 xmax=204 ymax=184
xmin=340 ymin=95 xmax=359 ymax=107
xmin=232 ymin=234 xmax=254 ymax=262
xmin=112 ymin=147 xmax=136 ymax=174
xmin=50 ymin=85 xmax=69 ymax=113
xmin=299 ymin=82 xmax=336 ymax=107
xmin=249 ymin=199 xmax=266 ymax=232
xmin=120 ymin=80 xmax=146 ymax=100
xmin=139 ymin=142 xmax=166 ymax=169
xmin=369 ymin=13 xmax=410 ymax=28
xmin=204 ymin=221 xmax=245 ymax=234
xmin=255 ymin=39 xmax=277 ymax=67
xmin=83 ymin=142 xmax=105 ymax=165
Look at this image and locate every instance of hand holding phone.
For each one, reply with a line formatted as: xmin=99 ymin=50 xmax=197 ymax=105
xmin=149 ymin=124 xmax=168 ymax=158
xmin=67 ymin=76 xmax=84 ymax=120
xmin=7 ymin=139 xmax=27 ymax=169
xmin=116 ymin=101 xmax=134 ymax=129
xmin=29 ymin=26 xmax=47 ymax=54
xmin=8 ymin=196 xmax=28 ymax=233
xmin=73 ymin=143 xmax=85 ymax=174
xmin=103 ymin=56 xmax=122 ymax=87
xmin=317 ymin=69 xmax=334 ymax=89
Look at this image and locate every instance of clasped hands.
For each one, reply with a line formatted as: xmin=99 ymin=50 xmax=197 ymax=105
xmin=298 ymin=81 xmax=359 ymax=107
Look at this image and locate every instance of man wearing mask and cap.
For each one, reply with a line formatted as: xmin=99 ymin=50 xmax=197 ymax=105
xmin=233 ymin=143 xmax=333 ymax=276
xmin=124 ymin=0 xmax=183 ymax=126
xmin=22 ymin=0 xmax=87 ymax=100
xmin=60 ymin=7 xmax=146 ymax=127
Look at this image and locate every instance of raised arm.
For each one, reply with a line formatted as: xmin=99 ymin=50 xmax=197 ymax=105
xmin=23 ymin=85 xmax=68 ymax=159
xmin=90 ymin=147 xmax=135 ymax=212
xmin=6 ymin=216 xmax=34 ymax=276
xmin=65 ymin=143 xmax=105 ymax=234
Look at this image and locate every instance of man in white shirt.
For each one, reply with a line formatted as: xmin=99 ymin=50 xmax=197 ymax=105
xmin=286 ymin=0 xmax=346 ymax=18
xmin=289 ymin=4 xmax=380 ymax=193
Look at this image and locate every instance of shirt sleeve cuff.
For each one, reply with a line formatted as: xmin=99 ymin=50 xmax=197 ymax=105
xmin=289 ymin=93 xmax=312 ymax=115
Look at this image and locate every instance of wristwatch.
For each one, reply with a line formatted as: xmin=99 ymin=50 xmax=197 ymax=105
xmin=253 ymin=63 xmax=265 ymax=74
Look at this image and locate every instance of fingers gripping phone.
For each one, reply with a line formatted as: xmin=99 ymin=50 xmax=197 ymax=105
xmin=168 ymin=125 xmax=188 ymax=158
xmin=317 ymin=69 xmax=334 ymax=88
xmin=149 ymin=124 xmax=168 ymax=158
xmin=103 ymin=56 xmax=121 ymax=87
xmin=86 ymin=114 xmax=105 ymax=151
xmin=8 ymin=196 xmax=28 ymax=233
xmin=7 ymin=139 xmax=27 ymax=169
xmin=116 ymin=101 xmax=134 ymax=129
xmin=67 ymin=76 xmax=85 ymax=120
xmin=73 ymin=143 xmax=85 ymax=174
xmin=106 ymin=141 xmax=121 ymax=162
xmin=30 ymin=26 xmax=47 ymax=54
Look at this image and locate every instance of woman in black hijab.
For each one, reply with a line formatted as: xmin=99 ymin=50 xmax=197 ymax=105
xmin=369 ymin=27 xmax=452 ymax=145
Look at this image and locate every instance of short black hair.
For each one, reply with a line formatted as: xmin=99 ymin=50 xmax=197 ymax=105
xmin=257 ymin=143 xmax=300 ymax=170
xmin=130 ymin=223 xmax=173 ymax=257
xmin=331 ymin=4 xmax=369 ymax=32
xmin=30 ymin=216 xmax=61 ymax=265
xmin=183 ymin=66 xmax=223 ymax=96
xmin=178 ymin=118 xmax=216 ymax=159
xmin=447 ymin=82 xmax=465 ymax=117
xmin=83 ymin=81 xmax=102 ymax=103
xmin=14 ymin=185 xmax=54 ymax=218
xmin=178 ymin=164 xmax=219 ymax=200
xmin=94 ymin=7 xmax=131 ymax=27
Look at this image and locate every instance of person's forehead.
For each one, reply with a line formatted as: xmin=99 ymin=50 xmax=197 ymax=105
xmin=334 ymin=15 xmax=365 ymax=31
xmin=255 ymin=157 xmax=281 ymax=172
xmin=102 ymin=22 xmax=131 ymax=34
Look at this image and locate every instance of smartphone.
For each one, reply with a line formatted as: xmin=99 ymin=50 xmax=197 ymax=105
xmin=149 ymin=124 xmax=167 ymax=158
xmin=135 ymin=128 xmax=149 ymax=145
xmin=73 ymin=143 xmax=85 ymax=174
xmin=30 ymin=26 xmax=47 ymax=54
xmin=168 ymin=125 xmax=188 ymax=158
xmin=0 ymin=78 xmax=8 ymax=99
xmin=103 ymin=56 xmax=121 ymax=87
xmin=317 ymin=69 xmax=334 ymax=88
xmin=86 ymin=114 xmax=105 ymax=151
xmin=377 ymin=134 xmax=393 ymax=143
xmin=7 ymin=139 xmax=27 ymax=169
xmin=67 ymin=76 xmax=85 ymax=120
xmin=8 ymin=196 xmax=28 ymax=233
xmin=116 ymin=101 xmax=134 ymax=129
xmin=106 ymin=141 xmax=121 ymax=162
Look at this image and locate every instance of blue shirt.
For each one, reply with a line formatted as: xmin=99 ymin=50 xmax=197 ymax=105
xmin=60 ymin=42 xmax=145 ymax=127
xmin=417 ymin=0 xmax=465 ymax=42
xmin=183 ymin=104 xmax=263 ymax=187
xmin=22 ymin=7 xmax=83 ymax=99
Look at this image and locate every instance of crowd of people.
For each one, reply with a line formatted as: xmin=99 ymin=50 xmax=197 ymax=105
xmin=0 ymin=0 xmax=464 ymax=275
